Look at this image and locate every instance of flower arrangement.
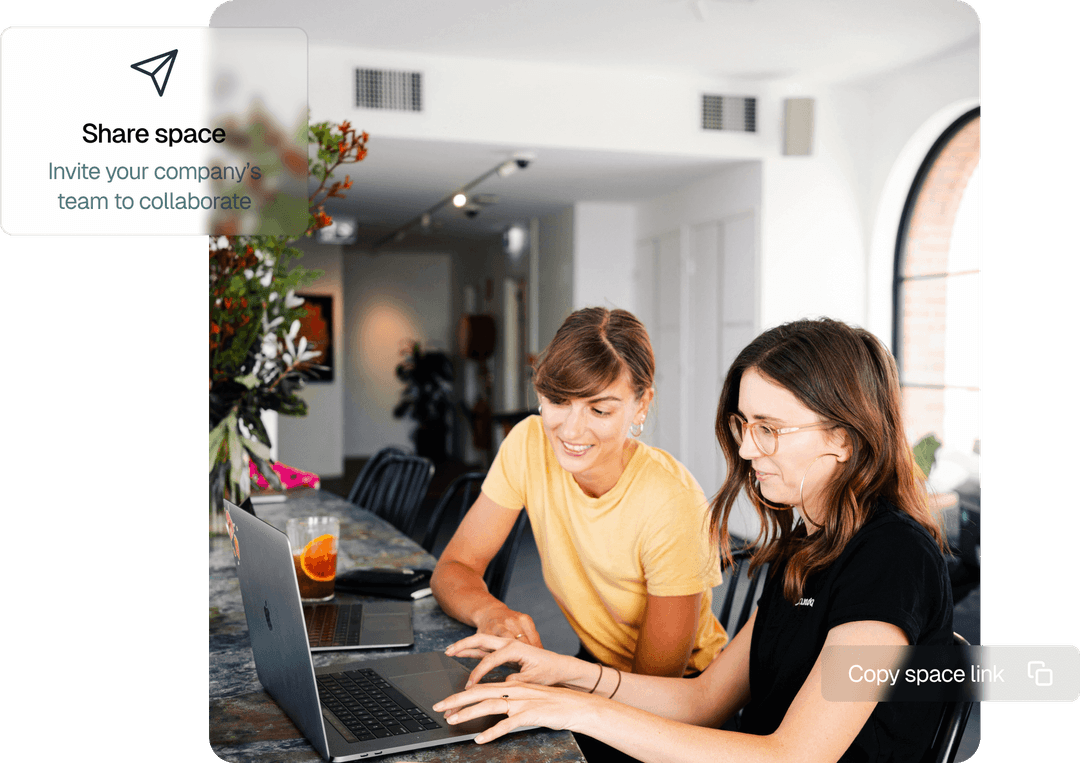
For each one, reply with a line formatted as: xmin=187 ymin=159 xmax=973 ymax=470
xmin=209 ymin=121 xmax=368 ymax=525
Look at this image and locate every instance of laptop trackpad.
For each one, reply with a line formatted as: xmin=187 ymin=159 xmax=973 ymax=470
xmin=393 ymin=673 xmax=495 ymax=735
xmin=361 ymin=613 xmax=412 ymax=641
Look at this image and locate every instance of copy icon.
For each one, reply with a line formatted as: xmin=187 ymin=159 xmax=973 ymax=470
xmin=1028 ymin=661 xmax=1053 ymax=687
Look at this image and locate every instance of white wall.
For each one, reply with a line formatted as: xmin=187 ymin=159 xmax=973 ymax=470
xmin=536 ymin=206 xmax=575 ymax=348
xmin=757 ymin=85 xmax=872 ymax=330
xmin=572 ymin=202 xmax=636 ymax=311
xmin=277 ymin=241 xmax=346 ymax=477
xmin=343 ymin=252 xmax=453 ymax=456
xmin=633 ymin=163 xmax=761 ymax=536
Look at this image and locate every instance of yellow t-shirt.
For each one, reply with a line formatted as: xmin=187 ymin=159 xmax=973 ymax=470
xmin=481 ymin=415 xmax=727 ymax=674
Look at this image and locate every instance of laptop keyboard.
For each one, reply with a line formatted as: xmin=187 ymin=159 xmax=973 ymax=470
xmin=304 ymin=604 xmax=363 ymax=648
xmin=317 ymin=668 xmax=442 ymax=743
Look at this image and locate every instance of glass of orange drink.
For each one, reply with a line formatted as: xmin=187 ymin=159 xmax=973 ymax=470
xmin=285 ymin=516 xmax=340 ymax=602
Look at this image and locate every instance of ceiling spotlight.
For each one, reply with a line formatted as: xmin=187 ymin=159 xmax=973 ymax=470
xmin=373 ymin=153 xmax=535 ymax=250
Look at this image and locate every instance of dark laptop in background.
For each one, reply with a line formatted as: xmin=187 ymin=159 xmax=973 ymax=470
xmin=230 ymin=497 xmax=414 ymax=651
xmin=224 ymin=500 xmax=499 ymax=761
xmin=303 ymin=600 xmax=413 ymax=652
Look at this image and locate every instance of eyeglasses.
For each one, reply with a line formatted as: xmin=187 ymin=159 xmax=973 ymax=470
xmin=727 ymin=413 xmax=835 ymax=456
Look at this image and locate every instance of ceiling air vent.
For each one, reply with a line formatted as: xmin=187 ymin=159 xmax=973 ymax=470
xmin=702 ymin=94 xmax=756 ymax=132
xmin=355 ymin=68 xmax=423 ymax=112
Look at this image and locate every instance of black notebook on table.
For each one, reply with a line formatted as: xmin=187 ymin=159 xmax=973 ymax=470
xmin=335 ymin=568 xmax=433 ymax=601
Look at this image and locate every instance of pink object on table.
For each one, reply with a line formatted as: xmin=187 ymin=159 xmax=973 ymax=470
xmin=249 ymin=460 xmax=320 ymax=490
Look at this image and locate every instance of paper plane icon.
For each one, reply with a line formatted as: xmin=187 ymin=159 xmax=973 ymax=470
xmin=131 ymin=49 xmax=178 ymax=97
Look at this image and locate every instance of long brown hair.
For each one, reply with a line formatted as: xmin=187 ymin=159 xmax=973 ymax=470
xmin=533 ymin=307 xmax=654 ymax=402
xmin=709 ymin=317 xmax=945 ymax=604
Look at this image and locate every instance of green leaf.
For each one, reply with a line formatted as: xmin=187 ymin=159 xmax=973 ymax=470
xmin=226 ymin=422 xmax=244 ymax=492
xmin=243 ymin=433 xmax=271 ymax=462
xmin=912 ymin=434 xmax=941 ymax=478
xmin=209 ymin=417 xmax=229 ymax=472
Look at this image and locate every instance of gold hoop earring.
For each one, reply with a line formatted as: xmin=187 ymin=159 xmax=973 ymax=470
xmin=798 ymin=453 xmax=841 ymax=510
xmin=745 ymin=471 xmax=787 ymax=510
xmin=630 ymin=419 xmax=644 ymax=438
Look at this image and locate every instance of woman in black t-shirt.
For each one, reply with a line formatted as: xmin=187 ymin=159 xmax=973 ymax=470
xmin=433 ymin=318 xmax=953 ymax=763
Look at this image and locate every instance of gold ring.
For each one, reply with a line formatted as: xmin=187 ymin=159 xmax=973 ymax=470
xmin=502 ymin=694 xmax=511 ymax=714
xmin=515 ymin=634 xmax=524 ymax=639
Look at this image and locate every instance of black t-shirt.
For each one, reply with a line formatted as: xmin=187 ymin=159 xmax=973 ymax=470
xmin=739 ymin=503 xmax=953 ymax=762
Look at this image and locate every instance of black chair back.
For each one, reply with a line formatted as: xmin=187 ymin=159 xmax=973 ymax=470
xmin=346 ymin=446 xmax=406 ymax=505
xmin=484 ymin=511 xmax=529 ymax=602
xmin=421 ymin=471 xmax=487 ymax=553
xmin=422 ymin=471 xmax=528 ymax=602
xmin=713 ymin=538 xmax=768 ymax=638
xmin=921 ymin=632 xmax=975 ymax=763
xmin=350 ymin=452 xmax=435 ymax=538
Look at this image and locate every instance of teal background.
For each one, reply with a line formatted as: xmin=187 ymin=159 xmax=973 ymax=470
xmin=2 ymin=1 xmax=1071 ymax=760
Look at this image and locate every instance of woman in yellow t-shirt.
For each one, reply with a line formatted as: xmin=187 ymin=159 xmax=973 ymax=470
xmin=431 ymin=307 xmax=727 ymax=682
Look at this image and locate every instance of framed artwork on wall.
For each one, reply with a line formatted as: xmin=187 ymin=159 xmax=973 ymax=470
xmin=297 ymin=294 xmax=333 ymax=382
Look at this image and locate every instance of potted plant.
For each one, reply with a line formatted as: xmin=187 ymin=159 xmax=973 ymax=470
xmin=393 ymin=341 xmax=455 ymax=462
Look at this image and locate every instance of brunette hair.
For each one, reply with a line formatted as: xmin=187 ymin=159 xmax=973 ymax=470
xmin=533 ymin=308 xmax=654 ymax=403
xmin=709 ymin=317 xmax=945 ymax=604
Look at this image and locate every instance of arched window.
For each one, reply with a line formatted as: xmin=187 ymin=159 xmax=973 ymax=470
xmin=894 ymin=108 xmax=980 ymax=457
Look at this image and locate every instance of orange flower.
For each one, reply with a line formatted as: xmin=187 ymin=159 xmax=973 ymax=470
xmin=211 ymin=322 xmax=221 ymax=334
xmin=343 ymin=175 xmax=352 ymax=189
xmin=356 ymin=147 xmax=368 ymax=161
xmin=313 ymin=209 xmax=333 ymax=229
xmin=338 ymin=140 xmax=348 ymax=155
xmin=339 ymin=120 xmax=351 ymax=134
xmin=361 ymin=131 xmax=369 ymax=143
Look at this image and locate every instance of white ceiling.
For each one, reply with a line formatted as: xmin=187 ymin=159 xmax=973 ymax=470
xmin=212 ymin=0 xmax=979 ymax=249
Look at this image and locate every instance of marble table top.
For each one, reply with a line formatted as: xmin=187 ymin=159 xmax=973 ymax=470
xmin=209 ymin=489 xmax=584 ymax=763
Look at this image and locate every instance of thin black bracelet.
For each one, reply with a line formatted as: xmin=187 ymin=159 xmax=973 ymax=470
xmin=588 ymin=663 xmax=603 ymax=694
xmin=609 ymin=667 xmax=623 ymax=699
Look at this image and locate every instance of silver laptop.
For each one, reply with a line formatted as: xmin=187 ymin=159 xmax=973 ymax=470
xmin=225 ymin=500 xmax=500 ymax=761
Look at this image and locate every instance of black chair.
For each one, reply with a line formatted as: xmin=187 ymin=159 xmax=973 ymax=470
xmin=921 ymin=632 xmax=975 ymax=763
xmin=421 ymin=471 xmax=529 ymax=602
xmin=346 ymin=446 xmax=406 ymax=505
xmin=421 ymin=471 xmax=487 ymax=553
xmin=484 ymin=511 xmax=530 ymax=602
xmin=712 ymin=537 xmax=768 ymax=638
xmin=348 ymin=451 xmax=435 ymax=538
